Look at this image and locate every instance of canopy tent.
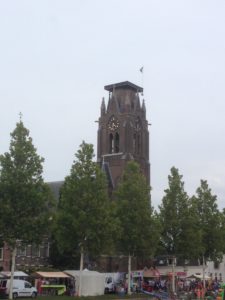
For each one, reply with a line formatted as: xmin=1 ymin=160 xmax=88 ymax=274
xmin=143 ymin=268 xmax=161 ymax=278
xmin=0 ymin=271 xmax=28 ymax=279
xmin=64 ymin=269 xmax=105 ymax=296
xmin=187 ymin=273 xmax=211 ymax=280
xmin=34 ymin=272 xmax=70 ymax=278
xmin=167 ymin=271 xmax=187 ymax=278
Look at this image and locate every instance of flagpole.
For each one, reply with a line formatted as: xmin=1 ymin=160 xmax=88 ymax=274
xmin=139 ymin=66 xmax=144 ymax=96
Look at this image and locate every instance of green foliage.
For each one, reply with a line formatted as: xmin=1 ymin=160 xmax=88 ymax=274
xmin=55 ymin=141 xmax=115 ymax=259
xmin=158 ymin=167 xmax=202 ymax=259
xmin=220 ymin=209 xmax=225 ymax=254
xmin=49 ymin=235 xmax=80 ymax=269
xmin=191 ymin=180 xmax=223 ymax=261
xmin=114 ymin=161 xmax=159 ymax=257
xmin=0 ymin=120 xmax=54 ymax=248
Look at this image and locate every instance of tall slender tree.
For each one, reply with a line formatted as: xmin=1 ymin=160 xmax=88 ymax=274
xmin=55 ymin=141 xmax=115 ymax=296
xmin=0 ymin=119 xmax=53 ymax=299
xmin=158 ymin=167 xmax=202 ymax=260
xmin=191 ymin=180 xmax=223 ymax=264
xmin=219 ymin=208 xmax=225 ymax=255
xmin=114 ymin=161 xmax=159 ymax=295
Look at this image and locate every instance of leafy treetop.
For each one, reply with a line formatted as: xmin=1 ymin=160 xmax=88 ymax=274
xmin=0 ymin=120 xmax=53 ymax=248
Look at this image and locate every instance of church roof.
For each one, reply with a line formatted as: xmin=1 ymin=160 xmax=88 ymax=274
xmin=104 ymin=81 xmax=143 ymax=93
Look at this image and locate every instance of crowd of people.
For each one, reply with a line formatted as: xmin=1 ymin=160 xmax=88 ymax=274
xmin=142 ymin=277 xmax=222 ymax=299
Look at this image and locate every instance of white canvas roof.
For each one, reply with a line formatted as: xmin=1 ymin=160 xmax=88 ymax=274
xmin=187 ymin=273 xmax=211 ymax=280
xmin=35 ymin=271 xmax=70 ymax=278
xmin=64 ymin=269 xmax=105 ymax=296
xmin=0 ymin=271 xmax=28 ymax=278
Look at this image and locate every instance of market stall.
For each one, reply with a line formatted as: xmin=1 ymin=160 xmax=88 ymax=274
xmin=33 ymin=271 xmax=73 ymax=296
xmin=142 ymin=268 xmax=164 ymax=292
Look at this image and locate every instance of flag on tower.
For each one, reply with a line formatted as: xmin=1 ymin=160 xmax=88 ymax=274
xmin=140 ymin=66 xmax=144 ymax=73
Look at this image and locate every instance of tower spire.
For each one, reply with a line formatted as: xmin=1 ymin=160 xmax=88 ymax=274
xmin=101 ymin=97 xmax=106 ymax=116
xmin=142 ymin=99 xmax=146 ymax=118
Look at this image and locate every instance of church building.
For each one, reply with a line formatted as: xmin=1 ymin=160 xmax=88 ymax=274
xmin=0 ymin=81 xmax=151 ymax=272
xmin=97 ymin=81 xmax=150 ymax=193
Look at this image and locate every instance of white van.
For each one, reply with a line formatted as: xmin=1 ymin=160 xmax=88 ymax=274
xmin=104 ymin=272 xmax=123 ymax=293
xmin=0 ymin=279 xmax=37 ymax=299
xmin=104 ymin=275 xmax=115 ymax=293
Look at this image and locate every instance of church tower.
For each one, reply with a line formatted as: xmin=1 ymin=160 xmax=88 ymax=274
xmin=97 ymin=81 xmax=150 ymax=192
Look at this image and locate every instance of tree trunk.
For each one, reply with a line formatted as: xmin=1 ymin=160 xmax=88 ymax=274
xmin=78 ymin=247 xmax=84 ymax=297
xmin=172 ymin=256 xmax=175 ymax=294
xmin=127 ymin=254 xmax=132 ymax=295
xmin=9 ymin=247 xmax=16 ymax=300
xmin=203 ymin=255 xmax=206 ymax=294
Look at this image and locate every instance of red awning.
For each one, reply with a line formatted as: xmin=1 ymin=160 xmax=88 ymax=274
xmin=143 ymin=268 xmax=161 ymax=278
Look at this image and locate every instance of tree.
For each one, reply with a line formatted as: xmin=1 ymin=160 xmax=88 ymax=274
xmin=158 ymin=167 xmax=202 ymax=279
xmin=191 ymin=180 xmax=224 ymax=271
xmin=0 ymin=119 xmax=53 ymax=299
xmin=220 ymin=209 xmax=225 ymax=254
xmin=55 ymin=141 xmax=115 ymax=296
xmin=114 ymin=161 xmax=159 ymax=295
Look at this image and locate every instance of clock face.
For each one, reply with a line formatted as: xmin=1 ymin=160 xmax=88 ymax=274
xmin=108 ymin=116 xmax=119 ymax=131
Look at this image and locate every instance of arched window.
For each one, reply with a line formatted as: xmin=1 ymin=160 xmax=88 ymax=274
xmin=133 ymin=132 xmax=141 ymax=154
xmin=115 ymin=133 xmax=120 ymax=153
xmin=135 ymin=117 xmax=141 ymax=131
xmin=109 ymin=133 xmax=114 ymax=153
xmin=133 ymin=117 xmax=142 ymax=154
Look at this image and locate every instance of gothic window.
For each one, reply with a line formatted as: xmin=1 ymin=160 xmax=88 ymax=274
xmin=135 ymin=117 xmax=141 ymax=131
xmin=109 ymin=133 xmax=120 ymax=153
xmin=109 ymin=133 xmax=114 ymax=153
xmin=133 ymin=117 xmax=141 ymax=154
xmin=115 ymin=133 xmax=120 ymax=153
xmin=133 ymin=133 xmax=141 ymax=154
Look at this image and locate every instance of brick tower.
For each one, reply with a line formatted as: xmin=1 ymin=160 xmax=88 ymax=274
xmin=97 ymin=81 xmax=150 ymax=192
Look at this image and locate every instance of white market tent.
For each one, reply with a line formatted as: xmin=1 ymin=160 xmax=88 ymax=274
xmin=0 ymin=271 xmax=28 ymax=279
xmin=34 ymin=271 xmax=70 ymax=279
xmin=187 ymin=273 xmax=211 ymax=280
xmin=64 ymin=269 xmax=105 ymax=296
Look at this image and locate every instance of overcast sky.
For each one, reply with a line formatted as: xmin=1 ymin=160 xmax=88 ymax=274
xmin=0 ymin=0 xmax=225 ymax=209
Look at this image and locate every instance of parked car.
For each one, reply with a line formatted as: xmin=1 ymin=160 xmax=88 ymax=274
xmin=0 ymin=279 xmax=37 ymax=299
